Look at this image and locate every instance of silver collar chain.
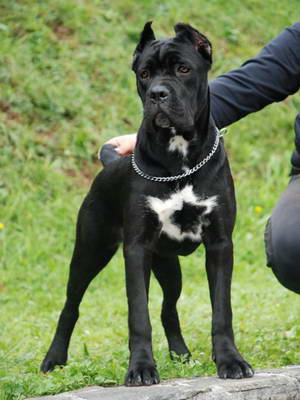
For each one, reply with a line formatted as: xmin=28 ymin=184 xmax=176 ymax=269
xmin=131 ymin=127 xmax=224 ymax=183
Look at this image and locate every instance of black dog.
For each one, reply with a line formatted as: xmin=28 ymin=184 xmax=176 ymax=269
xmin=41 ymin=22 xmax=253 ymax=385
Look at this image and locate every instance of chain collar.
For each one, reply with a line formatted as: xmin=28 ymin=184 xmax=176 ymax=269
xmin=131 ymin=127 xmax=225 ymax=183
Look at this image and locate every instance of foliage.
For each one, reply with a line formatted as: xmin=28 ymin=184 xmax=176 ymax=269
xmin=0 ymin=1 xmax=299 ymax=399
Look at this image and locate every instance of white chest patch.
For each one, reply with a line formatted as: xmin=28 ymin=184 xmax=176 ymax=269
xmin=168 ymin=133 xmax=189 ymax=157
xmin=147 ymin=185 xmax=218 ymax=242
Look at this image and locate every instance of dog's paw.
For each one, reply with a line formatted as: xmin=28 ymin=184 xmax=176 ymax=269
xmin=40 ymin=350 xmax=67 ymax=373
xmin=125 ymin=364 xmax=160 ymax=386
xmin=217 ymin=359 xmax=254 ymax=379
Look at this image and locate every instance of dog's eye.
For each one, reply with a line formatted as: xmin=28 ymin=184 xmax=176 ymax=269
xmin=140 ymin=70 xmax=150 ymax=79
xmin=178 ymin=66 xmax=190 ymax=73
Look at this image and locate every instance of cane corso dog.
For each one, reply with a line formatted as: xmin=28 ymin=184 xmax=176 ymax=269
xmin=41 ymin=22 xmax=254 ymax=385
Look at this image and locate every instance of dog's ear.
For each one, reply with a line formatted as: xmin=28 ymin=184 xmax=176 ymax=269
xmin=174 ymin=23 xmax=212 ymax=63
xmin=134 ymin=21 xmax=156 ymax=55
xmin=132 ymin=21 xmax=156 ymax=71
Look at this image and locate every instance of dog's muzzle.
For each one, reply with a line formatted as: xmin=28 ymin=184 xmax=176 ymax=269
xmin=147 ymin=85 xmax=174 ymax=129
xmin=145 ymin=82 xmax=193 ymax=133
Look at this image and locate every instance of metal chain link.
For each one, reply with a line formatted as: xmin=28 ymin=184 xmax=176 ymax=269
xmin=131 ymin=128 xmax=221 ymax=182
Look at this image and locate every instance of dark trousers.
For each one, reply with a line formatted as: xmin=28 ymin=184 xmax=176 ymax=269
xmin=264 ymin=116 xmax=300 ymax=294
xmin=265 ymin=174 xmax=300 ymax=294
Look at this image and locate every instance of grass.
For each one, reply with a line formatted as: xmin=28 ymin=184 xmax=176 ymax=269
xmin=0 ymin=0 xmax=300 ymax=399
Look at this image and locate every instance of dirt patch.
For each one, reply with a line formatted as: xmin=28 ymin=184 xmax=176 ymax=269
xmin=47 ymin=18 xmax=74 ymax=40
xmin=63 ymin=161 xmax=100 ymax=188
xmin=0 ymin=100 xmax=22 ymax=122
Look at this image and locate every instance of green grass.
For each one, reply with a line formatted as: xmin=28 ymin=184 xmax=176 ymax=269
xmin=1 ymin=1 xmax=300 ymax=399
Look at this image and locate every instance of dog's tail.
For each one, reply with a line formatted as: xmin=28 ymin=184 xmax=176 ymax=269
xmin=98 ymin=144 xmax=122 ymax=167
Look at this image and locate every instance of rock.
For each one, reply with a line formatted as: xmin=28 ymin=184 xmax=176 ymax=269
xmin=26 ymin=365 xmax=300 ymax=400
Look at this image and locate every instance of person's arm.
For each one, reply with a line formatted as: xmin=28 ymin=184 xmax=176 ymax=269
xmin=210 ymin=22 xmax=300 ymax=129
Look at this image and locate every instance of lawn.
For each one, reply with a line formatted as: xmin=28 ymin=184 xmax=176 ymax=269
xmin=1 ymin=1 xmax=300 ymax=399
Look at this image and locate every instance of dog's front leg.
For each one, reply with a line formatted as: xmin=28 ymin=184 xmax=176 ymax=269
xmin=205 ymin=239 xmax=254 ymax=379
xmin=124 ymin=244 xmax=160 ymax=386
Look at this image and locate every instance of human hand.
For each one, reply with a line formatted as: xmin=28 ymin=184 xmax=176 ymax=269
xmin=105 ymin=133 xmax=137 ymax=155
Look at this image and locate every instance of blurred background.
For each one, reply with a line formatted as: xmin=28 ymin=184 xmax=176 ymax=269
xmin=0 ymin=1 xmax=299 ymax=399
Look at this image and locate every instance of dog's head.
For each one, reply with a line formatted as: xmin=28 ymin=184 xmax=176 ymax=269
xmin=132 ymin=22 xmax=212 ymax=141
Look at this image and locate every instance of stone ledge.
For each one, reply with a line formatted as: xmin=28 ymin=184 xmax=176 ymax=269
xmin=27 ymin=365 xmax=300 ymax=400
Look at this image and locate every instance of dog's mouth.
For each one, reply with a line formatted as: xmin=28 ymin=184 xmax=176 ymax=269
xmin=151 ymin=111 xmax=195 ymax=141
xmin=154 ymin=112 xmax=172 ymax=129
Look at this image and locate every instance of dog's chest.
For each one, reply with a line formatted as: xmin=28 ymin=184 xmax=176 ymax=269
xmin=146 ymin=185 xmax=217 ymax=242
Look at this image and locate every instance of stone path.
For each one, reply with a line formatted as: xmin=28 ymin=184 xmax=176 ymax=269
xmin=27 ymin=365 xmax=300 ymax=400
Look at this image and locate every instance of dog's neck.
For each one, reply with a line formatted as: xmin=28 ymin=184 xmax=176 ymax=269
xmin=134 ymin=92 xmax=217 ymax=177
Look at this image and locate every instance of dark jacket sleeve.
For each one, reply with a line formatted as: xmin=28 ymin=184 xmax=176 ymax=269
xmin=210 ymin=22 xmax=300 ymax=129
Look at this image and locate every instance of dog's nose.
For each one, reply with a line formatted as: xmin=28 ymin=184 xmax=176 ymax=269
xmin=150 ymin=85 xmax=169 ymax=103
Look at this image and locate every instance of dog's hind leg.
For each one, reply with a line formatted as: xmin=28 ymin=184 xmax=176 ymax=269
xmin=152 ymin=254 xmax=191 ymax=360
xmin=41 ymin=198 xmax=121 ymax=373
